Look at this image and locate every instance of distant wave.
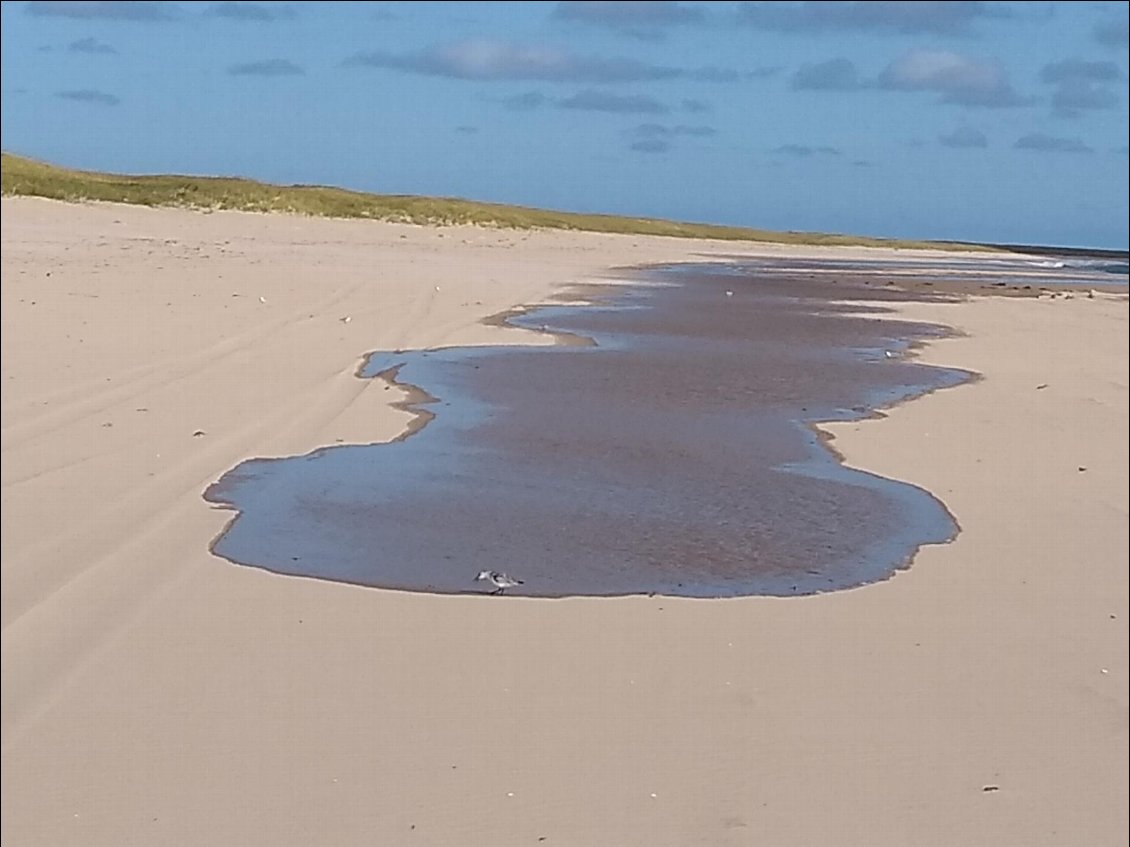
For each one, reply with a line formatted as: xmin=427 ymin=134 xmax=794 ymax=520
xmin=1026 ymin=257 xmax=1128 ymax=276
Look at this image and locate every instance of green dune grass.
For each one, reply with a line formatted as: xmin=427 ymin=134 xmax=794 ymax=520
xmin=2 ymin=152 xmax=981 ymax=251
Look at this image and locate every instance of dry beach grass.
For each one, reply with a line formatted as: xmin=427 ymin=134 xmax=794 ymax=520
xmin=1 ymin=152 xmax=984 ymax=251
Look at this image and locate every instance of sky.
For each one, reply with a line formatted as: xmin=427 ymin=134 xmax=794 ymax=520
xmin=1 ymin=1 xmax=1128 ymax=249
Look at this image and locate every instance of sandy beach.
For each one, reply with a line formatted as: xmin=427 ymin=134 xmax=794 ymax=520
xmin=2 ymin=197 xmax=1127 ymax=845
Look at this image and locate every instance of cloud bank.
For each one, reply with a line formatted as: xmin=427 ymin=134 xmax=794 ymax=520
xmin=56 ymin=88 xmax=121 ymax=105
xmin=1040 ymin=59 xmax=1122 ymax=118
xmin=206 ymin=3 xmax=296 ymax=22
xmin=877 ymin=49 xmax=1028 ymax=107
xmin=559 ymin=89 xmax=668 ymax=113
xmin=500 ymin=89 xmax=672 ymax=114
xmin=553 ymin=1 xmax=704 ymax=39
xmin=772 ymin=143 xmax=841 ymax=157
xmin=344 ymin=39 xmax=734 ymax=84
xmin=634 ymin=122 xmax=717 ymax=137
xmin=27 ymin=1 xmax=178 ymax=21
xmin=938 ymin=126 xmax=987 ymax=148
xmin=68 ymin=37 xmax=118 ymax=54
xmin=738 ymin=1 xmax=997 ymax=35
xmin=1014 ymin=133 xmax=1092 ymax=153
xmin=228 ymin=58 xmax=304 ymax=76
xmin=788 ymin=50 xmax=1028 ymax=107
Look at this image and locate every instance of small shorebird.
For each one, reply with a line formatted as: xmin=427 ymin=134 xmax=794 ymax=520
xmin=475 ymin=570 xmax=524 ymax=595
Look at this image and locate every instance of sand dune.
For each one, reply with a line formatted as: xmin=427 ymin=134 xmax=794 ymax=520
xmin=2 ymin=197 xmax=1126 ymax=846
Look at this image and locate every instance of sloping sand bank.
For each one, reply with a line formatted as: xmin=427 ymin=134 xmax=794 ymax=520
xmin=2 ymin=198 xmax=1126 ymax=845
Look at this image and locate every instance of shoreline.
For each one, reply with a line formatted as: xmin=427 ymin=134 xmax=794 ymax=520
xmin=2 ymin=197 xmax=1126 ymax=845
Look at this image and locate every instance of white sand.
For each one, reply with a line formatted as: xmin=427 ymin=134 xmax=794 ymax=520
xmin=2 ymin=197 xmax=1126 ymax=845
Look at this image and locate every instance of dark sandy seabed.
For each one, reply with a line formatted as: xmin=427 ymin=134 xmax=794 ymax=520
xmin=204 ymin=255 xmax=1122 ymax=598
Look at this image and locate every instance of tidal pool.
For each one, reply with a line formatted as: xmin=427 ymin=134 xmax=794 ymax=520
xmin=205 ymin=263 xmax=970 ymax=597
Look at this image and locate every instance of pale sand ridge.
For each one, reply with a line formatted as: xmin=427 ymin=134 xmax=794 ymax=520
xmin=2 ymin=197 xmax=1126 ymax=845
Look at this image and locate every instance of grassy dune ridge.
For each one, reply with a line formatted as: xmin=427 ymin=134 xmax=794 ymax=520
xmin=2 ymin=152 xmax=979 ymax=251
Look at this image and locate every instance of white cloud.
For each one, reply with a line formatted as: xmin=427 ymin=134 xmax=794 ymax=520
xmin=878 ymin=50 xmax=1029 ymax=107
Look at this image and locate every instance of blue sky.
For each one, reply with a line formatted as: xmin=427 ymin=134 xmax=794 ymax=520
xmin=1 ymin=1 xmax=1128 ymax=249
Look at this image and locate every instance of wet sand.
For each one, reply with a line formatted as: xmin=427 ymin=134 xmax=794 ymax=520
xmin=2 ymin=197 xmax=1127 ymax=846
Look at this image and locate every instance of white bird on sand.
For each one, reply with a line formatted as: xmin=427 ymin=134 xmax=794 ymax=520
xmin=475 ymin=570 xmax=524 ymax=595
